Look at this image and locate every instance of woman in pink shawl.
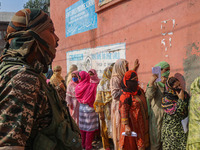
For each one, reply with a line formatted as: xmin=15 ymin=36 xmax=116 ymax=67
xmin=88 ymin=69 xmax=100 ymax=84
xmin=75 ymin=71 xmax=99 ymax=150
xmin=65 ymin=71 xmax=80 ymax=125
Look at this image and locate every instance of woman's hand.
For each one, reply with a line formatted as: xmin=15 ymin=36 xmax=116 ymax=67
xmin=176 ymin=89 xmax=184 ymax=100
xmin=59 ymin=82 xmax=65 ymax=90
xmin=125 ymin=124 xmax=131 ymax=136
xmin=133 ymin=59 xmax=140 ymax=72
xmin=149 ymin=74 xmax=158 ymax=87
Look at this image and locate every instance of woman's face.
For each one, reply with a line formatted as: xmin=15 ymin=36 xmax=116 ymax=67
xmin=126 ymin=76 xmax=138 ymax=91
xmin=161 ymin=67 xmax=170 ymax=84
xmin=172 ymin=81 xmax=181 ymax=92
xmin=88 ymin=71 xmax=94 ymax=76
xmin=72 ymin=73 xmax=77 ymax=78
xmin=161 ymin=76 xmax=168 ymax=84
xmin=161 ymin=67 xmax=170 ymax=74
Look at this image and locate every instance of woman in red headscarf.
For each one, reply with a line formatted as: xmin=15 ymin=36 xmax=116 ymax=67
xmin=119 ymin=70 xmax=149 ymax=150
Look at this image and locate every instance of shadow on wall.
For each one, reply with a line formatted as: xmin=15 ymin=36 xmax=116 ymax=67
xmin=184 ymin=42 xmax=200 ymax=93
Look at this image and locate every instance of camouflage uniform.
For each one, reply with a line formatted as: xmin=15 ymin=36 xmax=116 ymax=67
xmin=0 ymin=8 xmax=82 ymax=150
xmin=0 ymin=59 xmax=52 ymax=149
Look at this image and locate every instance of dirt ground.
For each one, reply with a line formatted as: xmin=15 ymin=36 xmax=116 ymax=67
xmin=92 ymin=138 xmax=114 ymax=150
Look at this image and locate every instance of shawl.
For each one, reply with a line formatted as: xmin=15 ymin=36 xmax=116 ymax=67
xmin=111 ymin=59 xmax=128 ymax=79
xmin=1 ymin=9 xmax=55 ymax=66
xmin=187 ymin=77 xmax=200 ymax=145
xmin=99 ymin=66 xmax=112 ymax=91
xmin=120 ymin=70 xmax=140 ymax=106
xmin=94 ymin=67 xmax=112 ymax=108
xmin=50 ymin=65 xmax=65 ymax=88
xmin=89 ymin=69 xmax=100 ymax=84
xmin=75 ymin=71 xmax=97 ymax=107
xmin=161 ymin=77 xmax=180 ymax=115
xmin=66 ymin=64 xmax=78 ymax=86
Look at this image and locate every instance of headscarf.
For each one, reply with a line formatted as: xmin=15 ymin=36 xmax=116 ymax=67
xmin=66 ymin=71 xmax=79 ymax=98
xmin=99 ymin=66 xmax=113 ymax=91
xmin=155 ymin=61 xmax=170 ymax=78
xmin=94 ymin=67 xmax=113 ymax=112
xmin=111 ymin=59 xmax=128 ymax=79
xmin=161 ymin=77 xmax=180 ymax=115
xmin=1 ymin=9 xmax=56 ymax=66
xmin=66 ymin=64 xmax=78 ymax=86
xmin=187 ymin=77 xmax=200 ymax=146
xmin=75 ymin=71 xmax=98 ymax=107
xmin=50 ymin=65 xmax=65 ymax=88
xmin=120 ymin=70 xmax=141 ymax=106
xmin=89 ymin=69 xmax=100 ymax=84
xmin=122 ymin=70 xmax=139 ymax=95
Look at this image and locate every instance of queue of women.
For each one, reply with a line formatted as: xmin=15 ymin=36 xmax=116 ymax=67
xmin=48 ymin=59 xmax=200 ymax=150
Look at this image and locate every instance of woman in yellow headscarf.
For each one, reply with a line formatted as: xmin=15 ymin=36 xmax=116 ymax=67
xmin=94 ymin=66 xmax=113 ymax=150
xmin=50 ymin=65 xmax=66 ymax=104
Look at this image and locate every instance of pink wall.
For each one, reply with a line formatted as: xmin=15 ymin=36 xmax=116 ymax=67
xmin=51 ymin=0 xmax=200 ymax=91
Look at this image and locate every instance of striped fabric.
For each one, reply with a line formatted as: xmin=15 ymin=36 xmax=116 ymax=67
xmin=79 ymin=104 xmax=99 ymax=132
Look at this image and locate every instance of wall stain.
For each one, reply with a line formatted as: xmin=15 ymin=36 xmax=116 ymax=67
xmin=183 ymin=42 xmax=200 ymax=92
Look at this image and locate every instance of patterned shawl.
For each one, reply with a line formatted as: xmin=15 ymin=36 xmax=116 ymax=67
xmin=1 ymin=9 xmax=55 ymax=67
xmin=94 ymin=67 xmax=113 ymax=109
xmin=187 ymin=77 xmax=200 ymax=146
xmin=99 ymin=66 xmax=112 ymax=91
xmin=161 ymin=77 xmax=180 ymax=115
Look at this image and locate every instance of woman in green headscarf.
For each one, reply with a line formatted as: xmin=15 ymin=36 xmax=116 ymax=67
xmin=145 ymin=61 xmax=170 ymax=150
xmin=187 ymin=77 xmax=200 ymax=150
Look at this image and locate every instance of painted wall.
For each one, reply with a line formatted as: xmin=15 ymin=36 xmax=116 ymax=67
xmin=51 ymin=0 xmax=200 ymax=92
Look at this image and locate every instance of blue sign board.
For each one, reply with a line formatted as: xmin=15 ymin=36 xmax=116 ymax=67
xmin=65 ymin=0 xmax=97 ymax=37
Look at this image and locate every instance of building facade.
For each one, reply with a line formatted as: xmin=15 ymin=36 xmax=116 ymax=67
xmin=51 ymin=0 xmax=200 ymax=91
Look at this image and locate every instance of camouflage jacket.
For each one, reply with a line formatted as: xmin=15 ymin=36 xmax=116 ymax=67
xmin=0 ymin=58 xmax=52 ymax=149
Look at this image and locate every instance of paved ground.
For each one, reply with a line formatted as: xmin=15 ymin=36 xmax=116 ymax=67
xmin=92 ymin=138 xmax=114 ymax=150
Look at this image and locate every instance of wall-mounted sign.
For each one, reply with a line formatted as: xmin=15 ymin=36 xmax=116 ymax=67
xmin=65 ymin=0 xmax=97 ymax=37
xmin=66 ymin=43 xmax=126 ymax=78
